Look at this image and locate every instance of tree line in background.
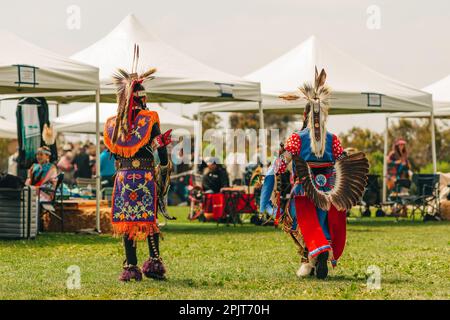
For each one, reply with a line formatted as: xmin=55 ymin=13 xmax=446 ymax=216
xmin=340 ymin=119 xmax=450 ymax=175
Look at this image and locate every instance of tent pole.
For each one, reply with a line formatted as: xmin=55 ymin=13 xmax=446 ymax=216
xmin=382 ymin=115 xmax=389 ymax=203
xmin=258 ymin=101 xmax=267 ymax=173
xmin=431 ymin=109 xmax=437 ymax=173
xmin=195 ymin=112 xmax=203 ymax=173
xmin=95 ymin=89 xmax=101 ymax=233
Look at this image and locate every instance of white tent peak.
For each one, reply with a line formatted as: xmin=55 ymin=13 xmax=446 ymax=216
xmin=72 ymin=13 xmax=248 ymax=83
xmin=249 ymin=35 xmax=426 ymax=96
xmin=423 ymin=74 xmax=450 ymax=109
xmin=0 ymin=29 xmax=99 ymax=93
xmin=200 ymin=34 xmax=431 ymax=114
xmin=107 ymin=13 xmax=157 ymax=44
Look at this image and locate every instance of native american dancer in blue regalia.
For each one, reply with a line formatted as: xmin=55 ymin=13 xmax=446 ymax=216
xmin=260 ymin=67 xmax=369 ymax=279
xmin=104 ymin=45 xmax=173 ymax=282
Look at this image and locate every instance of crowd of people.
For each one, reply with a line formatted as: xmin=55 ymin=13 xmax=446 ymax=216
xmin=11 ymin=138 xmax=238 ymax=205
xmin=8 ymin=133 xmax=414 ymax=204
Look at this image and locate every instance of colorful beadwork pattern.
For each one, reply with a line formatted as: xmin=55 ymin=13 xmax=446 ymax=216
xmin=111 ymin=168 xmax=159 ymax=239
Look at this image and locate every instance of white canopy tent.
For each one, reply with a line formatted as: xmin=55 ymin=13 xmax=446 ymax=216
xmin=200 ymin=36 xmax=432 ymax=114
xmin=53 ymin=103 xmax=195 ymax=134
xmin=199 ymin=35 xmax=435 ymax=201
xmin=0 ymin=29 xmax=101 ymax=231
xmin=388 ymin=75 xmax=450 ymax=118
xmin=0 ymin=29 xmax=99 ymax=94
xmin=387 ymin=107 xmax=450 ymax=119
xmin=423 ymin=75 xmax=450 ymax=109
xmin=0 ymin=117 xmax=17 ymax=139
xmin=71 ymin=14 xmax=260 ymax=104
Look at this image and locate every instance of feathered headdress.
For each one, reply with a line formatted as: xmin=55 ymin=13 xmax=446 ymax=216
xmin=111 ymin=44 xmax=157 ymax=144
xmin=280 ymin=66 xmax=331 ymax=158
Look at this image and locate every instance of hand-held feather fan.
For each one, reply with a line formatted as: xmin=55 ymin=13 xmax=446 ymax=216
xmin=293 ymin=152 xmax=369 ymax=211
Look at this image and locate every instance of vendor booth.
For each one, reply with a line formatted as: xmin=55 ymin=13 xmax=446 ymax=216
xmin=0 ymin=29 xmax=100 ymax=238
xmin=0 ymin=117 xmax=17 ymax=139
xmin=199 ymin=35 xmax=434 ymax=212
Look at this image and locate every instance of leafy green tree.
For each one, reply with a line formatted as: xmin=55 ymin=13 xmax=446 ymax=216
xmin=340 ymin=119 xmax=450 ymax=174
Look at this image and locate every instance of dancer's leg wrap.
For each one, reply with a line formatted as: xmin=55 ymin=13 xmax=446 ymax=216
xmin=295 ymin=196 xmax=332 ymax=258
xmin=142 ymin=233 xmax=166 ymax=279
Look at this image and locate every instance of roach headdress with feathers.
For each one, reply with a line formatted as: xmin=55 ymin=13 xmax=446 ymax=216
xmin=280 ymin=66 xmax=331 ymax=158
xmin=111 ymin=44 xmax=157 ymax=144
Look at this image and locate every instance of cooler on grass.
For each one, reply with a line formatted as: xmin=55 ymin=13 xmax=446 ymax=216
xmin=0 ymin=186 xmax=38 ymax=239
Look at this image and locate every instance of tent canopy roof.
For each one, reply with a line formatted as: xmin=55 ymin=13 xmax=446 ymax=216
xmin=0 ymin=30 xmax=99 ymax=95
xmin=53 ymin=103 xmax=195 ymax=134
xmin=423 ymin=75 xmax=450 ymax=109
xmin=0 ymin=117 xmax=17 ymax=139
xmin=389 ymin=75 xmax=450 ymax=118
xmin=200 ymin=35 xmax=432 ymax=114
xmin=71 ymin=14 xmax=260 ymax=103
xmin=388 ymin=107 xmax=450 ymax=119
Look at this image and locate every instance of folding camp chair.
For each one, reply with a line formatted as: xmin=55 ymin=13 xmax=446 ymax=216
xmin=38 ymin=172 xmax=64 ymax=231
xmin=401 ymin=174 xmax=440 ymax=220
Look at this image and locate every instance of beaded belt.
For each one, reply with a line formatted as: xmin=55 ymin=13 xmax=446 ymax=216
xmin=117 ymin=158 xmax=155 ymax=170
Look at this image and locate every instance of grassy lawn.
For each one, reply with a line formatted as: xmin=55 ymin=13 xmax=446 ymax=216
xmin=0 ymin=206 xmax=449 ymax=300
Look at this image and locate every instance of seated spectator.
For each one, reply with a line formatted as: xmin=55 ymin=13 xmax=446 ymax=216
xmin=88 ymin=143 xmax=97 ymax=177
xmin=387 ymin=138 xmax=411 ymax=195
xmin=25 ymin=146 xmax=58 ymax=202
xmin=202 ymin=157 xmax=229 ymax=193
xmin=57 ymin=143 xmax=74 ymax=185
xmin=73 ymin=144 xmax=92 ymax=179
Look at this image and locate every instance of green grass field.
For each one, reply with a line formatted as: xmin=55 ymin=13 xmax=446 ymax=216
xmin=0 ymin=206 xmax=449 ymax=300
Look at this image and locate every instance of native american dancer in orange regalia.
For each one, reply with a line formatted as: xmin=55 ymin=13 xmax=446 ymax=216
xmin=260 ymin=67 xmax=369 ymax=279
xmin=104 ymin=45 xmax=173 ymax=281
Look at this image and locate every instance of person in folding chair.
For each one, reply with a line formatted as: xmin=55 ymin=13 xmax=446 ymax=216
xmin=104 ymin=45 xmax=173 ymax=282
xmin=260 ymin=67 xmax=369 ymax=279
xmin=386 ymin=138 xmax=411 ymax=195
xmin=25 ymin=146 xmax=58 ymax=202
